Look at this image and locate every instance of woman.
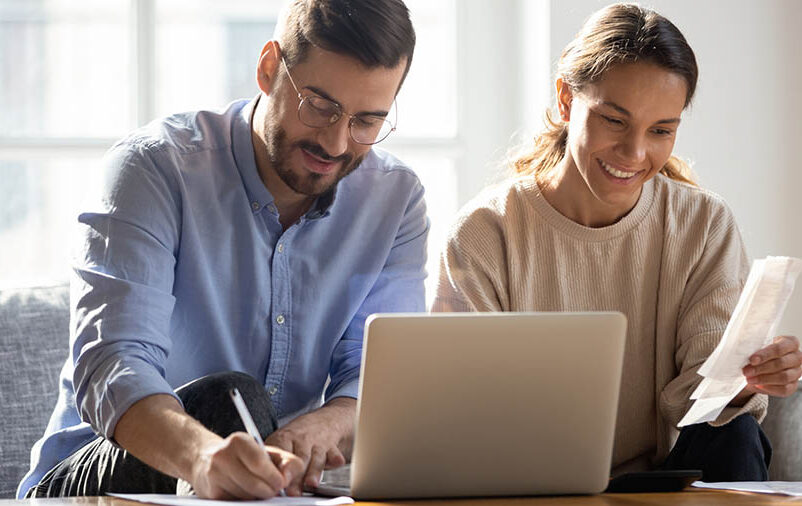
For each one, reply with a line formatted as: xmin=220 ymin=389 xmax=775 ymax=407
xmin=432 ymin=3 xmax=801 ymax=481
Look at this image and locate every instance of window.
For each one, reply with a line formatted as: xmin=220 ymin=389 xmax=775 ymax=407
xmin=1 ymin=0 xmax=512 ymax=303
xmin=1 ymin=0 xmax=131 ymax=287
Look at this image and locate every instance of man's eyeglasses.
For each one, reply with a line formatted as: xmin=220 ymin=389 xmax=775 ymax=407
xmin=281 ymin=57 xmax=397 ymax=145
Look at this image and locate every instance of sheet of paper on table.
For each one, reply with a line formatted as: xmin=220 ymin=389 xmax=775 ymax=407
xmin=107 ymin=493 xmax=354 ymax=506
xmin=692 ymin=480 xmax=802 ymax=497
xmin=679 ymin=256 xmax=802 ymax=427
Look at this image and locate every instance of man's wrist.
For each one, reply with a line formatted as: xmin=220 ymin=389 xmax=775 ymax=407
xmin=321 ymin=397 xmax=357 ymax=457
xmin=322 ymin=396 xmax=357 ymax=425
xmin=114 ymin=394 xmax=223 ymax=483
xmin=324 ymin=396 xmax=356 ymax=408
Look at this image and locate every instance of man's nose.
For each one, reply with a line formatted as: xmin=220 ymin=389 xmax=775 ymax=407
xmin=316 ymin=116 xmax=351 ymax=158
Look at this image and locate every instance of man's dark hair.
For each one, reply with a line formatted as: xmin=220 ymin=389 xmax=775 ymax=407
xmin=278 ymin=0 xmax=416 ymax=87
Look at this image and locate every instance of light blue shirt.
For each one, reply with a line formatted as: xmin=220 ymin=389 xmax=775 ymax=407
xmin=18 ymin=98 xmax=428 ymax=498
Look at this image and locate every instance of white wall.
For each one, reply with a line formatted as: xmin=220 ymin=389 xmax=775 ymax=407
xmin=520 ymin=0 xmax=802 ymax=334
xmin=653 ymin=0 xmax=802 ymax=335
xmin=453 ymin=0 xmax=527 ymax=204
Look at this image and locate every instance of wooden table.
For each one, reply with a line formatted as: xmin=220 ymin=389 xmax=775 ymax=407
xmin=1 ymin=490 xmax=799 ymax=505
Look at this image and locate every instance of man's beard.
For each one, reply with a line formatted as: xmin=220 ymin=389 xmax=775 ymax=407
xmin=264 ymin=120 xmax=364 ymax=197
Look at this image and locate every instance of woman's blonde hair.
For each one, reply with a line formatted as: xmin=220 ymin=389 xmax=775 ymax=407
xmin=514 ymin=3 xmax=698 ymax=185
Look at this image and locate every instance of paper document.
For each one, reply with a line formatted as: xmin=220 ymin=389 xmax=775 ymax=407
xmin=693 ymin=480 xmax=802 ymax=497
xmin=678 ymin=256 xmax=802 ymax=427
xmin=108 ymin=493 xmax=354 ymax=506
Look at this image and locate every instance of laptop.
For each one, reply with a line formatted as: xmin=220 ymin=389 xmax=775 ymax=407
xmin=315 ymin=311 xmax=627 ymax=499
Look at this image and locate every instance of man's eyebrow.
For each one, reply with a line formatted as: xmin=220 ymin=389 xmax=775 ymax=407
xmin=305 ymin=85 xmax=390 ymax=118
xmin=600 ymin=100 xmax=681 ymax=124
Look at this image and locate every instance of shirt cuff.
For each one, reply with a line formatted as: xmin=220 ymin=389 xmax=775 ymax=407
xmin=325 ymin=378 xmax=359 ymax=402
xmin=82 ymin=357 xmax=183 ymax=444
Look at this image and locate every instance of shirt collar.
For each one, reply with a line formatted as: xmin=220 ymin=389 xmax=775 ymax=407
xmin=306 ymin=186 xmax=337 ymax=220
xmin=231 ymin=95 xmax=275 ymax=212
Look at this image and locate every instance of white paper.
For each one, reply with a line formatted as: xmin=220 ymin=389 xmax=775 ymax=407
xmin=108 ymin=493 xmax=354 ymax=506
xmin=679 ymin=395 xmax=737 ymax=426
xmin=692 ymin=480 xmax=802 ymax=497
xmin=699 ymin=258 xmax=802 ymax=380
xmin=690 ymin=377 xmax=745 ymax=400
xmin=678 ymin=256 xmax=802 ymax=427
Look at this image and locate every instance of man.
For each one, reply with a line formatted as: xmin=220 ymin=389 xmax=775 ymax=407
xmin=19 ymin=0 xmax=425 ymax=499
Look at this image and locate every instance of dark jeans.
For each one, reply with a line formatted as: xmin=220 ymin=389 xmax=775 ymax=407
xmin=662 ymin=414 xmax=772 ymax=481
xmin=26 ymin=372 xmax=278 ymax=498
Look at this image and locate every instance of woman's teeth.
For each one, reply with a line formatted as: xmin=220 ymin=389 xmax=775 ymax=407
xmin=599 ymin=160 xmax=639 ymax=179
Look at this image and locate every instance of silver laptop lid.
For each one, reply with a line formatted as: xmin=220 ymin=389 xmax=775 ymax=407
xmin=350 ymin=312 xmax=627 ymax=499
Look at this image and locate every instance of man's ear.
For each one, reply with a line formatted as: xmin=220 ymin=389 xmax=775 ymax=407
xmin=256 ymin=40 xmax=282 ymax=95
xmin=555 ymin=77 xmax=573 ymax=122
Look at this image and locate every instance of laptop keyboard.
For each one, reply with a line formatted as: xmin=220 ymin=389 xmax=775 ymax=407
xmin=320 ymin=465 xmax=351 ymax=488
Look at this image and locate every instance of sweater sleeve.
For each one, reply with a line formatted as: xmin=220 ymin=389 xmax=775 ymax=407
xmin=430 ymin=206 xmax=510 ymax=313
xmin=659 ymin=197 xmax=768 ymax=428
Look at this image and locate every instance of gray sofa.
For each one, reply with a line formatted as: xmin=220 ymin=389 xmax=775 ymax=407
xmin=1 ymin=285 xmax=69 ymax=498
xmin=1 ymin=284 xmax=800 ymax=497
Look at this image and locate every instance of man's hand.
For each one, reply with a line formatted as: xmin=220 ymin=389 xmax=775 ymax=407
xmin=190 ymin=432 xmax=304 ymax=499
xmin=742 ymin=335 xmax=802 ymax=397
xmin=265 ymin=397 xmax=356 ymax=495
xmin=114 ymin=394 xmax=304 ymax=500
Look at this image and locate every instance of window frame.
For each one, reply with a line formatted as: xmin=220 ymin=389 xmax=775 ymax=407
xmin=0 ymin=0 xmax=538 ymax=293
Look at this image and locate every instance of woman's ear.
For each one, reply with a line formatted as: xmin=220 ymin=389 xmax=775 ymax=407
xmin=555 ymin=77 xmax=573 ymax=122
xmin=256 ymin=40 xmax=282 ymax=95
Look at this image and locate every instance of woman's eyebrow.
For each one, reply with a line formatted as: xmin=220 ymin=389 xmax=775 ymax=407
xmin=601 ymin=100 xmax=631 ymax=116
xmin=600 ymin=101 xmax=681 ymax=124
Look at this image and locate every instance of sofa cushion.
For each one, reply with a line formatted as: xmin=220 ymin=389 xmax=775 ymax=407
xmin=0 ymin=285 xmax=69 ymax=498
xmin=762 ymin=390 xmax=802 ymax=480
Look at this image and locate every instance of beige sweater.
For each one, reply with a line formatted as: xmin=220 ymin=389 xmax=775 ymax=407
xmin=432 ymin=173 xmax=767 ymax=473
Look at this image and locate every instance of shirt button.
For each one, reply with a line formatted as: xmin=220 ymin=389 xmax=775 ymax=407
xmin=268 ymin=386 xmax=278 ymax=396
xmin=276 ymin=314 xmax=285 ymax=325
xmin=277 ymin=244 xmax=284 ymax=253
xmin=251 ymin=201 xmax=260 ymax=211
xmin=268 ymin=204 xmax=277 ymax=213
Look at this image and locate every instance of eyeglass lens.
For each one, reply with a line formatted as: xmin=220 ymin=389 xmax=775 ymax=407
xmin=298 ymin=96 xmax=394 ymax=145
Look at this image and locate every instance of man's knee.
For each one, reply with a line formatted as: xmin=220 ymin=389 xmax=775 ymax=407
xmin=177 ymin=371 xmax=279 ymax=439
xmin=178 ymin=371 xmax=262 ymax=397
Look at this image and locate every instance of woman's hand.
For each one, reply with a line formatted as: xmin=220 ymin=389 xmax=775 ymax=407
xmin=742 ymin=335 xmax=802 ymax=397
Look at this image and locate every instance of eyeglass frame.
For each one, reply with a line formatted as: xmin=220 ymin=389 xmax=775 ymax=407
xmin=280 ymin=57 xmax=397 ymax=146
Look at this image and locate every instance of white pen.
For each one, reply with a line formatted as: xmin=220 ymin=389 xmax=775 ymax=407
xmin=229 ymin=388 xmax=287 ymax=497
